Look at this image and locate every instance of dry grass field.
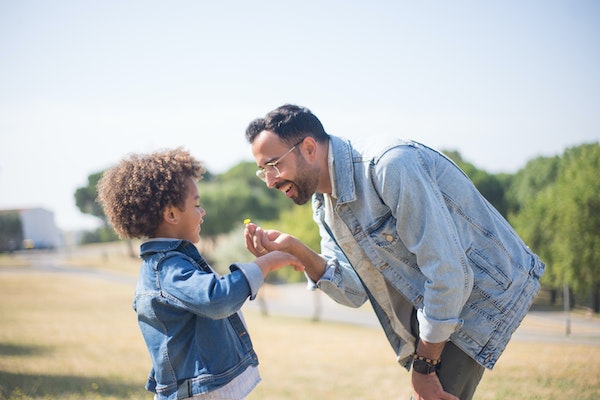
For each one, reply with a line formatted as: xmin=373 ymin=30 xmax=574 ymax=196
xmin=0 ymin=243 xmax=599 ymax=399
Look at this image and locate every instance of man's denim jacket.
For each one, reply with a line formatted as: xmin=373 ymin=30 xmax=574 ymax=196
xmin=312 ymin=135 xmax=545 ymax=370
xmin=134 ymin=239 xmax=263 ymax=399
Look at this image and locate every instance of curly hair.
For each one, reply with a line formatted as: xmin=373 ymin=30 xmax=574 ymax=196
xmin=97 ymin=147 xmax=205 ymax=239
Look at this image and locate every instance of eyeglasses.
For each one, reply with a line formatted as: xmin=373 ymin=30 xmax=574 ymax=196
xmin=256 ymin=138 xmax=305 ymax=182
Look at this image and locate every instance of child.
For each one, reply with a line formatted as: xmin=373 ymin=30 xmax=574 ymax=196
xmin=97 ymin=147 xmax=303 ymax=400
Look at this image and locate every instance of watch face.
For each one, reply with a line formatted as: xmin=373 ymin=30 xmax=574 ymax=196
xmin=412 ymin=359 xmax=437 ymax=374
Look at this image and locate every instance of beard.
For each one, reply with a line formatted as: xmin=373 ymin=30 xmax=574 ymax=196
xmin=289 ymin=156 xmax=319 ymax=205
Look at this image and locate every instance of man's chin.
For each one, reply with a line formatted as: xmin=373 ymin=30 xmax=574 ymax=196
xmin=291 ymin=193 xmax=311 ymax=205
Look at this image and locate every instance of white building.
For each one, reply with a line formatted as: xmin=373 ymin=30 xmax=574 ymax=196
xmin=20 ymin=208 xmax=62 ymax=249
xmin=0 ymin=208 xmax=62 ymax=251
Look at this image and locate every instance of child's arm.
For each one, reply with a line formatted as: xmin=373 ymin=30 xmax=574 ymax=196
xmin=158 ymin=254 xmax=300 ymax=319
xmin=253 ymin=250 xmax=304 ymax=277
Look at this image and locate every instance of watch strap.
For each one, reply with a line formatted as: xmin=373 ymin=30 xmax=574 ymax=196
xmin=410 ymin=353 xmax=441 ymax=375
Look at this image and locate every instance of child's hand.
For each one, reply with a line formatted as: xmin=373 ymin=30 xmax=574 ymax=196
xmin=254 ymin=250 xmax=305 ymax=277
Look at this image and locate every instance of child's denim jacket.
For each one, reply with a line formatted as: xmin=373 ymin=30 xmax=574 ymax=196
xmin=134 ymin=239 xmax=263 ymax=399
xmin=311 ymin=135 xmax=545 ymax=370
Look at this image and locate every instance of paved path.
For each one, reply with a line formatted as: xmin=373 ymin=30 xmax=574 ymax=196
xmin=0 ymin=250 xmax=137 ymax=285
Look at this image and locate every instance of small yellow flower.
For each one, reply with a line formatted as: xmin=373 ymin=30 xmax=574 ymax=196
xmin=243 ymin=218 xmax=252 ymax=225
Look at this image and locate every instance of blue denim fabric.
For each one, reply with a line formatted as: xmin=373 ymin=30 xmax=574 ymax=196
xmin=134 ymin=239 xmax=263 ymax=399
xmin=312 ymin=135 xmax=545 ymax=369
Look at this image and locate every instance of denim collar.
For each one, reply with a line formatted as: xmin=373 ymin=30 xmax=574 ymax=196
xmin=328 ymin=135 xmax=357 ymax=205
xmin=140 ymin=238 xmax=200 ymax=259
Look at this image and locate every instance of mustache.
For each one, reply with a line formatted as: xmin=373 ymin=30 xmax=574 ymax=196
xmin=274 ymin=180 xmax=292 ymax=190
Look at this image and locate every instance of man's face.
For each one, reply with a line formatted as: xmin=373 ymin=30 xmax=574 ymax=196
xmin=251 ymin=130 xmax=319 ymax=205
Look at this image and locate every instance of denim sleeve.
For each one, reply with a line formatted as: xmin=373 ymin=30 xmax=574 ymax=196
xmin=303 ymin=256 xmax=368 ymax=308
xmin=159 ymin=258 xmax=263 ymax=319
xmin=229 ymin=262 xmax=264 ymax=300
xmin=374 ymin=147 xmax=472 ymax=342
xmin=314 ymin=257 xmax=369 ymax=308
xmin=308 ymin=200 xmax=369 ymax=308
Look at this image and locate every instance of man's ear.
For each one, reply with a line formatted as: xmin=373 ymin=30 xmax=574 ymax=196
xmin=301 ymin=136 xmax=318 ymax=161
xmin=163 ymin=206 xmax=178 ymax=224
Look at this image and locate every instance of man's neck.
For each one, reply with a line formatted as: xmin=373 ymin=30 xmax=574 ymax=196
xmin=318 ymin=139 xmax=335 ymax=196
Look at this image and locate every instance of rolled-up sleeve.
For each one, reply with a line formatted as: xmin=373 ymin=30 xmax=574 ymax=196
xmin=230 ymin=262 xmax=264 ymax=300
xmin=417 ymin=308 xmax=464 ymax=343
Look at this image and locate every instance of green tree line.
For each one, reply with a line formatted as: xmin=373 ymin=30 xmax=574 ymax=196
xmin=76 ymin=142 xmax=600 ymax=311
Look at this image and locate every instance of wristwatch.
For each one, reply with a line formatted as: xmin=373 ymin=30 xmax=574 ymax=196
xmin=411 ymin=354 xmax=441 ymax=375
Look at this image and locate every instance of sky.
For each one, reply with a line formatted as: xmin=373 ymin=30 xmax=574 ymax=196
xmin=1 ymin=1 xmax=599 ymax=232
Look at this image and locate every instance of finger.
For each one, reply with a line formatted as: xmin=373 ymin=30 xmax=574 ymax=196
xmin=287 ymin=255 xmax=304 ymax=271
xmin=244 ymin=226 xmax=265 ymax=256
xmin=244 ymin=223 xmax=256 ymax=239
xmin=243 ymin=225 xmax=253 ymax=243
xmin=253 ymin=227 xmax=268 ymax=253
xmin=258 ymin=228 xmax=273 ymax=252
xmin=441 ymin=392 xmax=460 ymax=400
xmin=244 ymin=228 xmax=257 ymax=252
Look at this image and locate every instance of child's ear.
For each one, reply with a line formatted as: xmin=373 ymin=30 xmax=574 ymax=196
xmin=163 ymin=206 xmax=178 ymax=224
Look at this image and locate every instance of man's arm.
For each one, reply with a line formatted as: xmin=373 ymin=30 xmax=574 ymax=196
xmin=244 ymin=222 xmax=326 ymax=281
xmin=244 ymin=222 xmax=368 ymax=307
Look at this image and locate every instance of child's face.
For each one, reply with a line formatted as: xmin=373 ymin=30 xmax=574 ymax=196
xmin=177 ymin=178 xmax=206 ymax=243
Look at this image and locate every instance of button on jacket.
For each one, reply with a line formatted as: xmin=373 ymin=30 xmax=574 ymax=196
xmin=134 ymin=239 xmax=263 ymax=399
xmin=312 ymin=135 xmax=545 ymax=370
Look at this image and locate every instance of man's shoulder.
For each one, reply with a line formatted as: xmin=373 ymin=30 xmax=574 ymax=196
xmin=339 ymin=135 xmax=423 ymax=167
xmin=344 ymin=135 xmax=416 ymax=155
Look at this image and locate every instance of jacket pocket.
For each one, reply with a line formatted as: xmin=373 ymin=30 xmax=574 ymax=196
xmin=466 ymin=247 xmax=511 ymax=290
xmin=367 ymin=212 xmax=399 ymax=248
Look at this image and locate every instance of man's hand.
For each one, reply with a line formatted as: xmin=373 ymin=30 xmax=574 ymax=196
xmin=411 ymin=339 xmax=458 ymax=400
xmin=411 ymin=371 xmax=458 ymax=400
xmin=244 ymin=222 xmax=267 ymax=256
xmin=244 ymin=222 xmax=288 ymax=256
xmin=244 ymin=222 xmax=327 ymax=282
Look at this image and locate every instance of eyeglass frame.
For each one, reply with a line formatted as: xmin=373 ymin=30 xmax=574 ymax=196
xmin=255 ymin=138 xmax=305 ymax=182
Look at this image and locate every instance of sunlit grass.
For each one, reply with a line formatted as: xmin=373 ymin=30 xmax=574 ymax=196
xmin=0 ymin=255 xmax=29 ymax=268
xmin=0 ymin=272 xmax=148 ymax=399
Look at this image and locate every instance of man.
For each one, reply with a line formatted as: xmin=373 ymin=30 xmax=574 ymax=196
xmin=243 ymin=104 xmax=544 ymax=400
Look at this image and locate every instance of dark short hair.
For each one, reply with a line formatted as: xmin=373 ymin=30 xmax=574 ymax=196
xmin=245 ymin=104 xmax=329 ymax=145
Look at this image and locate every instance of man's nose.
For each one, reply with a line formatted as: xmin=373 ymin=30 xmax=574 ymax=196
xmin=265 ymin=173 xmax=278 ymax=189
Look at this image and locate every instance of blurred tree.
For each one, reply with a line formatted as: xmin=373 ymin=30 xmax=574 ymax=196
xmin=74 ymin=170 xmax=119 ymax=244
xmin=0 ymin=211 xmax=23 ymax=252
xmin=74 ymin=171 xmax=106 ymax=221
xmin=505 ymin=155 xmax=561 ymax=214
xmin=506 ymin=155 xmax=561 ymax=292
xmin=510 ymin=143 xmax=600 ymax=311
xmin=198 ymin=161 xmax=293 ymax=241
xmin=551 ymin=143 xmax=600 ymax=311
